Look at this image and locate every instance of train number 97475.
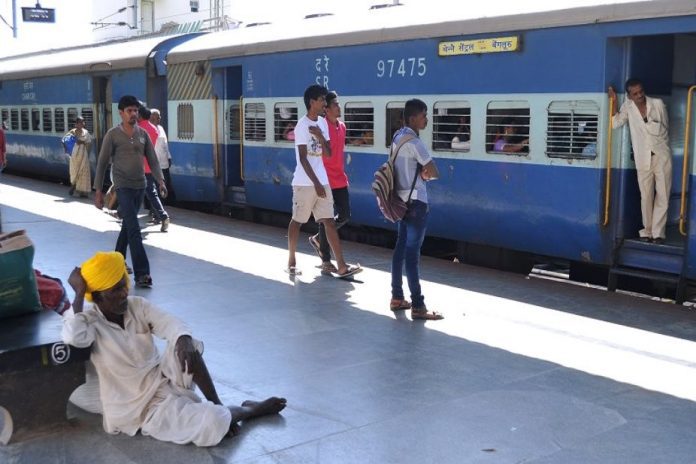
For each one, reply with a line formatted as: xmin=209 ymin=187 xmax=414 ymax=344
xmin=376 ymin=57 xmax=427 ymax=78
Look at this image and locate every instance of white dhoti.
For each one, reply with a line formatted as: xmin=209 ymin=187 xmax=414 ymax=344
xmin=636 ymin=153 xmax=672 ymax=239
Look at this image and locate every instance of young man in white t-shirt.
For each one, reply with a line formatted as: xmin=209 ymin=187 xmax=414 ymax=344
xmin=286 ymin=85 xmax=361 ymax=278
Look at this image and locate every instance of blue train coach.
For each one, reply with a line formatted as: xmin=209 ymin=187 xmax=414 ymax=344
xmin=0 ymin=33 xmax=199 ymax=179
xmin=164 ymin=1 xmax=696 ymax=301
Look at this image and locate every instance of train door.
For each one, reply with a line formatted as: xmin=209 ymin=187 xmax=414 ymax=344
xmin=91 ymin=76 xmax=111 ymax=155
xmin=222 ymin=66 xmax=244 ymax=204
xmin=607 ymin=33 xmax=696 ymax=302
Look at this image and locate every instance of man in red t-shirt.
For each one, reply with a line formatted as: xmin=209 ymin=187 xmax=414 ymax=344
xmin=309 ymin=91 xmax=351 ymax=273
xmin=137 ymin=105 xmax=170 ymax=232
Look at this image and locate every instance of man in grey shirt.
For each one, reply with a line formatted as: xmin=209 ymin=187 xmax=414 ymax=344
xmin=94 ymin=95 xmax=167 ymax=288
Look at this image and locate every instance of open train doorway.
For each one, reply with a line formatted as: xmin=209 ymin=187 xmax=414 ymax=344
xmin=91 ymin=76 xmax=111 ymax=155
xmin=222 ymin=66 xmax=244 ymax=205
xmin=612 ymin=33 xmax=696 ymax=245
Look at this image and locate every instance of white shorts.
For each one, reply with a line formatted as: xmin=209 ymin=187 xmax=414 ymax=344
xmin=292 ymin=185 xmax=334 ymax=223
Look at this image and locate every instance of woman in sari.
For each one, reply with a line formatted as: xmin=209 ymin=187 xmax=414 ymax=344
xmin=64 ymin=117 xmax=93 ymax=197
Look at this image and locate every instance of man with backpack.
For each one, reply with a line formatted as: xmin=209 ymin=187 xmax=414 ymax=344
xmin=389 ymin=99 xmax=443 ymax=320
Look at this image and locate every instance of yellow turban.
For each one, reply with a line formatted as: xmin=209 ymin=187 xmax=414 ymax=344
xmin=80 ymin=251 xmax=130 ymax=302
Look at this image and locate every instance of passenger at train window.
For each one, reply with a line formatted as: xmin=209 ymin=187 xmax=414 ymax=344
xmin=351 ymin=127 xmax=374 ymax=145
xmin=492 ymin=119 xmax=529 ymax=154
xmin=63 ymin=250 xmax=287 ymax=446
xmin=283 ymin=121 xmax=296 ymax=141
xmin=287 ymin=84 xmax=362 ymax=278
xmin=609 ymin=78 xmax=672 ymax=244
xmin=451 ymin=115 xmax=471 ymax=150
xmin=64 ymin=116 xmax=93 ymax=197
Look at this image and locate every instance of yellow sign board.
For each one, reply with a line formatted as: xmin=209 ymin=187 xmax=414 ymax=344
xmin=438 ymin=36 xmax=520 ymax=56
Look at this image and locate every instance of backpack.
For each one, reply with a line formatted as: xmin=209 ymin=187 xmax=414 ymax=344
xmin=372 ymin=134 xmax=420 ymax=223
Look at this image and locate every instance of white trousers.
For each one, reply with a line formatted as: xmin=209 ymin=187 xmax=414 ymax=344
xmin=636 ymin=153 xmax=672 ymax=239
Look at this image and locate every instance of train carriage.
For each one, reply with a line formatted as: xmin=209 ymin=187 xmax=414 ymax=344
xmin=164 ymin=0 xmax=696 ymax=300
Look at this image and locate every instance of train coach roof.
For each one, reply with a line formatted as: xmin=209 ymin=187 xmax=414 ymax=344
xmin=168 ymin=0 xmax=696 ymax=64
xmin=0 ymin=34 xmax=191 ymax=80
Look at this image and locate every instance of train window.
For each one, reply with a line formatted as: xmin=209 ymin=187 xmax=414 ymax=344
xmin=31 ymin=109 xmax=41 ymax=131
xmin=385 ymin=102 xmax=405 ymax=147
xmin=433 ymin=102 xmax=471 ymax=152
xmin=546 ymin=101 xmax=599 ymax=159
xmin=344 ymin=103 xmax=374 ymax=146
xmin=177 ymin=103 xmax=194 ymax=140
xmin=54 ymin=108 xmax=65 ymax=133
xmin=486 ymin=102 xmax=530 ymax=155
xmin=244 ymin=102 xmax=266 ymax=141
xmin=20 ymin=109 xmax=29 ymax=131
xmin=10 ymin=109 xmax=19 ymax=130
xmin=273 ymin=103 xmax=298 ymax=143
xmin=81 ymin=108 xmax=94 ymax=133
xmin=1 ymin=109 xmax=8 ymax=128
xmin=67 ymin=108 xmax=78 ymax=130
xmin=228 ymin=103 xmax=240 ymax=141
xmin=42 ymin=108 xmax=53 ymax=133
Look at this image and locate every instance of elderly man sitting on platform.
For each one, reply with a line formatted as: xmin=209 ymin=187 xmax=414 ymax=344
xmin=62 ymin=251 xmax=286 ymax=446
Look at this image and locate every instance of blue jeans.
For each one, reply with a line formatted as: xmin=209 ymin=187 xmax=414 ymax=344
xmin=145 ymin=174 xmax=168 ymax=221
xmin=115 ymin=187 xmax=150 ymax=277
xmin=391 ymin=200 xmax=429 ymax=308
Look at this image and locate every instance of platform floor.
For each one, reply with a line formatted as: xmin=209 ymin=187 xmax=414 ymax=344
xmin=1 ymin=173 xmax=696 ymax=463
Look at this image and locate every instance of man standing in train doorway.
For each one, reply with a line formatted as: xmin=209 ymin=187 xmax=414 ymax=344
xmin=308 ymin=90 xmax=352 ymax=274
xmin=609 ymin=78 xmax=672 ymax=244
xmin=93 ymin=95 xmax=167 ymax=288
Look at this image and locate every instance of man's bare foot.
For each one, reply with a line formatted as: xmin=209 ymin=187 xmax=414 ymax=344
xmin=241 ymin=397 xmax=287 ymax=417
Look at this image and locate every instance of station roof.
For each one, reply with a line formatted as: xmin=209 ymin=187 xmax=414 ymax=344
xmin=168 ymin=0 xmax=696 ymax=64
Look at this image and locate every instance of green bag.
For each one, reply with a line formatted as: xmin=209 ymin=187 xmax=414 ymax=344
xmin=0 ymin=230 xmax=41 ymax=318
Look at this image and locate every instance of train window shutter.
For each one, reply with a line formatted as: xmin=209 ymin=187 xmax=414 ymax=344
xmin=273 ymin=103 xmax=298 ymax=142
xmin=546 ymin=100 xmax=599 ymax=159
xmin=344 ymin=102 xmax=374 ymax=146
xmin=244 ymin=102 xmax=266 ymax=142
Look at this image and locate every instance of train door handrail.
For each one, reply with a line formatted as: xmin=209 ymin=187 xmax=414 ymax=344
xmin=239 ymin=96 xmax=244 ymax=181
xmin=679 ymin=85 xmax=696 ymax=236
xmin=603 ymin=96 xmax=614 ymax=227
xmin=213 ymin=95 xmax=220 ymax=178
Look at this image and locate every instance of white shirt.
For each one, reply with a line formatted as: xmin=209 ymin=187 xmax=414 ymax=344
xmin=292 ymin=115 xmax=330 ymax=186
xmin=393 ymin=127 xmax=432 ymax=203
xmin=62 ymin=296 xmax=191 ymax=436
xmin=612 ymin=95 xmax=671 ymax=171
xmin=154 ymin=125 xmax=171 ymax=169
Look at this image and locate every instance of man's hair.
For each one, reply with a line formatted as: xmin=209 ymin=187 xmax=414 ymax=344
xmin=150 ymin=108 xmax=161 ymax=116
xmin=118 ymin=95 xmax=140 ymax=111
xmin=326 ymin=91 xmax=338 ymax=107
xmin=624 ymin=78 xmax=643 ymax=93
xmin=403 ymin=99 xmax=427 ymax=125
xmin=138 ymin=105 xmax=151 ymax=120
xmin=303 ymin=84 xmax=328 ymax=110
xmin=75 ymin=116 xmax=84 ymax=123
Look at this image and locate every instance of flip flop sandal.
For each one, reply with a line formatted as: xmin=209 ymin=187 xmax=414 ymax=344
xmin=308 ymin=235 xmax=325 ymax=260
xmin=135 ymin=275 xmax=153 ymax=288
xmin=285 ymin=266 xmax=302 ymax=276
xmin=333 ymin=264 xmax=362 ymax=279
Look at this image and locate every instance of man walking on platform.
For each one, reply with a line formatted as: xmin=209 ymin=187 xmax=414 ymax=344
xmin=137 ymin=105 xmax=170 ymax=232
xmin=150 ymin=108 xmax=176 ymax=204
xmin=308 ymin=91 xmax=351 ymax=274
xmin=286 ymin=84 xmax=361 ymax=278
xmin=94 ymin=95 xmax=167 ymax=288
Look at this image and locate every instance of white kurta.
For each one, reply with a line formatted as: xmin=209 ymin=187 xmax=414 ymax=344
xmin=62 ymin=296 xmax=231 ymax=446
xmin=612 ymin=96 xmax=672 ymax=239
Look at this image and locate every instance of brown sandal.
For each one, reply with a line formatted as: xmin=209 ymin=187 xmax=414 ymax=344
xmin=411 ymin=308 xmax=444 ymax=320
xmin=390 ymin=299 xmax=412 ymax=311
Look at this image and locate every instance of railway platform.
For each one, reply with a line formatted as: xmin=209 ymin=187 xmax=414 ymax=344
xmin=1 ymin=173 xmax=695 ymax=463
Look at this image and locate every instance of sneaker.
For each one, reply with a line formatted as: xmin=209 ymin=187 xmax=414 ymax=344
xmin=160 ymin=217 xmax=170 ymax=232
